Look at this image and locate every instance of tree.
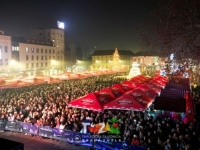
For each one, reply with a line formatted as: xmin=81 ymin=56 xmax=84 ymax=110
xmin=140 ymin=0 xmax=200 ymax=76
xmin=112 ymin=48 xmax=121 ymax=70
xmin=141 ymin=0 xmax=200 ymax=58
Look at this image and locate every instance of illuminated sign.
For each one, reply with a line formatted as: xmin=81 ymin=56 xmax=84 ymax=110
xmin=57 ymin=21 xmax=65 ymax=29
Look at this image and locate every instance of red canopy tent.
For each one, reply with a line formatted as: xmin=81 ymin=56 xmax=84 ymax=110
xmin=110 ymin=84 xmax=126 ymax=98
xmin=68 ymin=93 xmax=103 ymax=112
xmin=126 ymin=88 xmax=154 ymax=102
xmin=135 ymin=75 xmax=150 ymax=82
xmin=143 ymin=83 xmax=162 ymax=95
xmin=94 ymin=88 xmax=116 ymax=106
xmin=149 ymin=79 xmax=167 ymax=88
xmin=138 ymin=85 xmax=158 ymax=99
xmin=56 ymin=74 xmax=70 ymax=80
xmin=103 ymin=94 xmax=149 ymax=111
xmin=120 ymin=81 xmax=140 ymax=92
xmin=152 ymin=75 xmax=168 ymax=83
xmin=129 ymin=77 xmax=146 ymax=84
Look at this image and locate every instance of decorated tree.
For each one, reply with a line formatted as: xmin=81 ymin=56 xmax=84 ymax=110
xmin=112 ymin=47 xmax=121 ymax=70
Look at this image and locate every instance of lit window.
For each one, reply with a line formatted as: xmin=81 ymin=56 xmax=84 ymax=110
xmin=31 ymin=48 xmax=34 ymax=53
xmin=12 ymin=46 xmax=14 ymax=51
xmin=26 ymin=47 xmax=29 ymax=52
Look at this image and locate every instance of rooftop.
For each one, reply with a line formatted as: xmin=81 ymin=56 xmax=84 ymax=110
xmin=12 ymin=37 xmax=53 ymax=46
xmin=92 ymin=50 xmax=134 ymax=56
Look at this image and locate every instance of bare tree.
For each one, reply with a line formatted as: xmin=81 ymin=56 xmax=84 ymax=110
xmin=141 ymin=0 xmax=200 ymax=62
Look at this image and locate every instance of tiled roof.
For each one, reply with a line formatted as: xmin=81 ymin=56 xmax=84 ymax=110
xmin=159 ymin=89 xmax=188 ymax=98
xmin=165 ymin=83 xmax=190 ymax=90
xmin=154 ymin=97 xmax=186 ymax=112
xmin=169 ymin=78 xmax=190 ymax=84
xmin=92 ymin=50 xmax=134 ymax=56
xmin=133 ymin=51 xmax=153 ymax=56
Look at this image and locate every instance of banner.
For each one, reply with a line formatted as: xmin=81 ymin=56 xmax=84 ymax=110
xmin=94 ymin=141 xmax=129 ymax=150
xmin=94 ymin=141 xmax=147 ymax=150
xmin=0 ymin=119 xmax=6 ymax=130
xmin=62 ymin=130 xmax=92 ymax=147
xmin=5 ymin=121 xmax=22 ymax=132
xmin=38 ymin=126 xmax=54 ymax=138
xmin=21 ymin=122 xmax=38 ymax=135
xmin=0 ymin=121 xmax=146 ymax=150
xmin=51 ymin=127 xmax=65 ymax=141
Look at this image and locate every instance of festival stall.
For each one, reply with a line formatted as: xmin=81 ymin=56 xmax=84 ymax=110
xmin=126 ymin=88 xmax=154 ymax=103
xmin=153 ymin=87 xmax=194 ymax=124
xmin=129 ymin=77 xmax=147 ymax=84
xmin=68 ymin=93 xmax=103 ymax=112
xmin=120 ymin=81 xmax=141 ymax=92
xmin=135 ymin=75 xmax=151 ymax=82
xmin=94 ymin=88 xmax=116 ymax=106
xmin=143 ymin=83 xmax=162 ymax=95
xmin=109 ymin=84 xmax=126 ymax=98
xmin=137 ymin=85 xmax=159 ymax=99
xmin=103 ymin=94 xmax=149 ymax=111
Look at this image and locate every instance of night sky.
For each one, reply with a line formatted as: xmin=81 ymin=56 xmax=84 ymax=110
xmin=0 ymin=0 xmax=156 ymax=53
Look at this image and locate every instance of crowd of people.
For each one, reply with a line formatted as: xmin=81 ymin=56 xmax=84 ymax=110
xmin=0 ymin=73 xmax=199 ymax=150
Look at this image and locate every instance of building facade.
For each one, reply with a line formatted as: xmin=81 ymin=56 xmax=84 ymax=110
xmin=0 ymin=30 xmax=12 ymax=74
xmin=131 ymin=51 xmax=168 ymax=75
xmin=31 ymin=28 xmax=65 ymax=70
xmin=11 ymin=37 xmax=60 ymax=76
xmin=91 ymin=49 xmax=134 ymax=71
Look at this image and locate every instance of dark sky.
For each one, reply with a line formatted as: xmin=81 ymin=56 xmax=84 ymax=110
xmin=0 ymin=0 xmax=156 ymax=52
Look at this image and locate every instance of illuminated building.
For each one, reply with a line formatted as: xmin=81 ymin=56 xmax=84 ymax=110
xmin=91 ymin=48 xmax=134 ymax=71
xmin=0 ymin=30 xmax=12 ymax=74
xmin=11 ymin=36 xmax=58 ymax=76
xmin=31 ymin=28 xmax=65 ymax=70
xmin=131 ymin=51 xmax=167 ymax=75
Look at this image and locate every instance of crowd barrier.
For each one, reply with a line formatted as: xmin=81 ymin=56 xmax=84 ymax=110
xmin=0 ymin=120 xmax=147 ymax=150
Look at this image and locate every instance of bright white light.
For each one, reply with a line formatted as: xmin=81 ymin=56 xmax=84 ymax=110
xmin=57 ymin=21 xmax=65 ymax=29
xmin=170 ymin=53 xmax=174 ymax=60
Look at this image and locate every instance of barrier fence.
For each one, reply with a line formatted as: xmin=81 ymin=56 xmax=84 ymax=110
xmin=0 ymin=120 xmax=147 ymax=150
